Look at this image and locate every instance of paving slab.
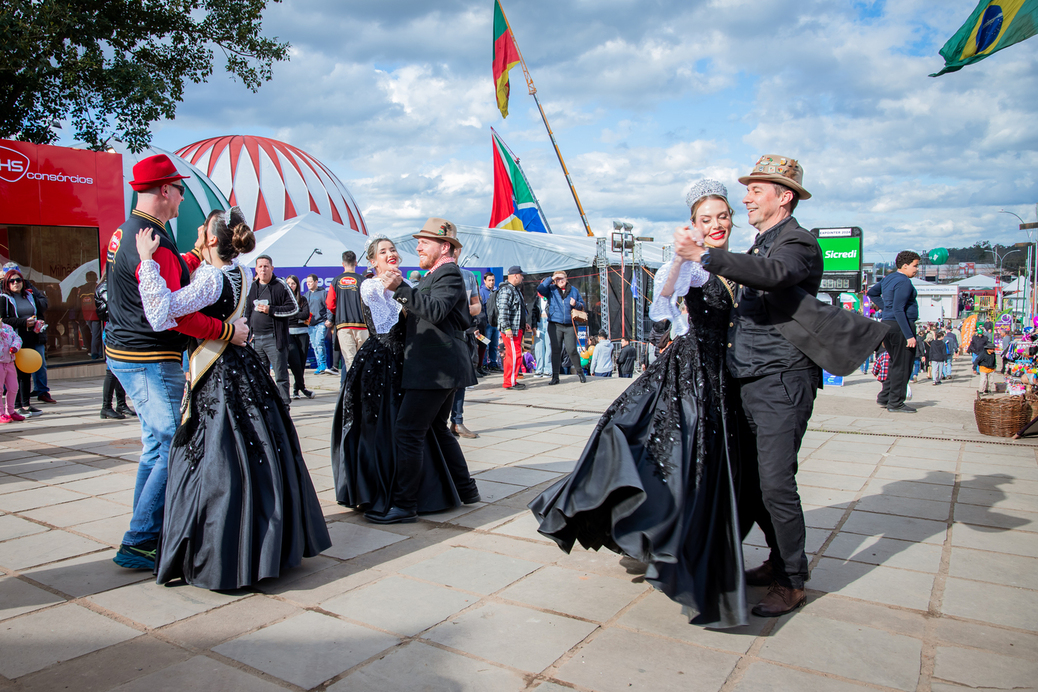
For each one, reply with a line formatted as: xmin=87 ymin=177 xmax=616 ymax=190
xmin=0 ymin=576 xmax=65 ymax=622
xmin=941 ymin=577 xmax=1038 ymax=631
xmin=87 ymin=579 xmax=247 ymax=628
xmin=823 ymin=532 xmax=945 ymax=572
xmin=760 ymin=612 xmax=922 ymax=690
xmin=321 ymin=575 xmax=478 ymax=636
xmin=808 ymin=557 xmax=936 ymax=610
xmin=933 ymin=645 xmax=1038 ymax=690
xmin=498 ymin=564 xmax=648 ymax=622
xmin=0 ymin=603 xmax=141 ymax=679
xmin=24 ymin=550 xmax=152 ymax=597
xmin=732 ymin=661 xmax=873 ymax=692
xmin=331 ymin=641 xmax=527 ymax=692
xmin=399 ymin=546 xmax=542 ymax=594
xmin=0 ymin=528 xmax=108 ymax=570
xmin=214 ymin=610 xmax=400 ymax=689
xmin=425 ymin=601 xmax=597 ymax=674
xmin=108 ymin=655 xmax=290 ymax=692
xmin=322 ymin=520 xmax=409 ymax=561
xmin=555 ymin=626 xmax=739 ymax=692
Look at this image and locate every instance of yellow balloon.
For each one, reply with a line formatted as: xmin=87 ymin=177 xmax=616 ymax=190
xmin=14 ymin=348 xmax=42 ymax=374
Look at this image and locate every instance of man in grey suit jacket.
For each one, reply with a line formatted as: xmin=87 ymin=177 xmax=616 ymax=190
xmin=676 ymin=155 xmax=821 ymax=618
xmin=369 ymin=217 xmax=480 ymax=524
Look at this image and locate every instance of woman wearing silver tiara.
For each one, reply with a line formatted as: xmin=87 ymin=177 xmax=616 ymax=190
xmin=529 ymin=180 xmax=747 ymax=628
xmin=134 ymin=209 xmax=330 ymax=590
xmin=330 ymin=235 xmax=466 ymax=515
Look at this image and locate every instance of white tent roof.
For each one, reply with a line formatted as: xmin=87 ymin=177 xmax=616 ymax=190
xmin=951 ymin=274 xmax=997 ymax=289
xmin=240 ymin=212 xmax=419 ymax=268
xmin=389 ymin=225 xmax=666 ymax=274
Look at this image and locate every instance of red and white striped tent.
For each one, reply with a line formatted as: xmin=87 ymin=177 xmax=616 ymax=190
xmin=175 ymin=135 xmax=367 ymax=235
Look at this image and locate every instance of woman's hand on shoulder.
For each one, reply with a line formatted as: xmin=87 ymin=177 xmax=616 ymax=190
xmin=136 ymin=229 xmax=160 ymax=261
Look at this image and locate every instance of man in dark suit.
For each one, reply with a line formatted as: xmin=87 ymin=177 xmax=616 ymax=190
xmin=676 ymin=155 xmax=821 ymax=618
xmin=368 ymin=217 xmax=480 ymax=524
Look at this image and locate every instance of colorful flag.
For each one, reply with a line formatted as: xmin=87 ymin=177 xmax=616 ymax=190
xmin=931 ymin=0 xmax=1038 ymax=76
xmin=493 ymin=0 xmax=522 ymax=118
xmin=489 ymin=129 xmax=550 ymax=233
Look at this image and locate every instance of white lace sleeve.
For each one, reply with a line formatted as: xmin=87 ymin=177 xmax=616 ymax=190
xmin=361 ymin=277 xmax=403 ymax=334
xmin=137 ymin=260 xmax=224 ymax=332
xmin=649 ymin=259 xmax=709 ymax=330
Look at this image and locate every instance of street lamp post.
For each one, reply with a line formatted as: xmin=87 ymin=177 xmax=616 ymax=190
xmin=999 ymin=209 xmax=1037 ymax=322
xmin=991 ymin=248 xmax=1021 ymax=312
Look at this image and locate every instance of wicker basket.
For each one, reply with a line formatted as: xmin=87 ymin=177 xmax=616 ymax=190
xmin=975 ymin=395 xmax=1033 ymax=437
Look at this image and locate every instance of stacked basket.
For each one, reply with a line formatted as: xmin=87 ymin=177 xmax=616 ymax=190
xmin=975 ymin=394 xmax=1033 ymax=438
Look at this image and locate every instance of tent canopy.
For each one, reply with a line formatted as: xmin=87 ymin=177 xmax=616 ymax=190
xmin=389 ymin=225 xmax=665 ymax=274
xmin=240 ymin=212 xmax=419 ymax=269
xmin=951 ymin=275 xmax=997 ymax=289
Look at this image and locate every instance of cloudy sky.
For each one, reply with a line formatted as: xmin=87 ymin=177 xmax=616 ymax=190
xmin=138 ymin=0 xmax=1037 ymax=262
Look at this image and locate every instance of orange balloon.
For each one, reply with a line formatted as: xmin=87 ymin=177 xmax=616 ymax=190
xmin=14 ymin=348 xmax=42 ymax=374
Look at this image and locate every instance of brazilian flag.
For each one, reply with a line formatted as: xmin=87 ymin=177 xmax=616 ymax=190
xmin=931 ymin=0 xmax=1038 ymax=76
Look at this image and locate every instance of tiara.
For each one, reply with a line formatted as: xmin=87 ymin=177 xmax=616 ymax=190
xmin=685 ymin=179 xmax=728 ymax=208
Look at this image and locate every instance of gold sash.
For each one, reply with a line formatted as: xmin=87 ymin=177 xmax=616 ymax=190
xmin=182 ymin=264 xmax=248 ymax=422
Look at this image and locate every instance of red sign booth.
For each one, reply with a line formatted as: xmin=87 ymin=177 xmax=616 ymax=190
xmin=0 ymin=138 xmax=124 ymax=366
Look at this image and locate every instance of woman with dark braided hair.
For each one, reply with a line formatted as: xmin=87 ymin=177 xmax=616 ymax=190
xmin=134 ymin=208 xmax=330 ymax=590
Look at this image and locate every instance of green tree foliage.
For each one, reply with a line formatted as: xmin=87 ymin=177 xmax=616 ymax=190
xmin=0 ymin=0 xmax=289 ymax=152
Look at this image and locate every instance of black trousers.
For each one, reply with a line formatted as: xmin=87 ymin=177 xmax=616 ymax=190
xmin=287 ymin=332 xmax=311 ymax=393
xmin=548 ymin=322 xmax=582 ymax=379
xmin=737 ymin=369 xmax=818 ymax=590
xmin=393 ymin=388 xmax=478 ymax=512
xmin=878 ymin=322 xmax=915 ymax=408
xmin=102 ymin=368 xmax=127 ymax=409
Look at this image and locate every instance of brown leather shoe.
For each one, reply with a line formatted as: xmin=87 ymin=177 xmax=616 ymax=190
xmin=751 ymin=583 xmax=806 ymax=618
xmin=745 ymin=560 xmax=775 ymax=586
xmin=451 ymin=423 xmax=479 ymax=439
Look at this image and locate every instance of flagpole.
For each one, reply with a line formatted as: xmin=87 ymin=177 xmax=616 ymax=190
xmin=497 ymin=2 xmax=594 ymax=237
xmin=493 ymin=127 xmax=554 ymax=234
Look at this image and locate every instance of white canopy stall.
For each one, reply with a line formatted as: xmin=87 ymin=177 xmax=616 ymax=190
xmin=912 ymin=279 xmax=959 ymax=322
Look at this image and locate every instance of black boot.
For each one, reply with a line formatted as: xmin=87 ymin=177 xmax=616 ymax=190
xmin=101 ymin=407 xmax=125 ymax=420
xmin=101 ymin=371 xmax=124 ymax=419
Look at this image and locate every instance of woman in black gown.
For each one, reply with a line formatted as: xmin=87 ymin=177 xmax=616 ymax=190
xmin=529 ymin=180 xmax=747 ymax=628
xmin=330 ymin=236 xmax=464 ymax=515
xmin=136 ymin=209 xmax=331 ymax=590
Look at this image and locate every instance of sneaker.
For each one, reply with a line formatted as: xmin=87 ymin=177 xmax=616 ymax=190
xmin=0 ymin=415 xmax=10 ymax=424
xmin=313 ymin=368 xmax=327 ymax=376
xmin=8 ymin=411 xmax=24 ymax=422
xmin=302 ymin=389 xmax=315 ymax=399
xmin=38 ymin=393 xmax=57 ymax=404
xmin=113 ymin=540 xmax=158 ymax=570
xmin=23 ymin=406 xmax=43 ymax=417
xmin=292 ymin=391 xmax=301 ymax=400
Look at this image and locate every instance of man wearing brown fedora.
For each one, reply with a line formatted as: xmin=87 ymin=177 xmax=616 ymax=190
xmin=675 ymin=155 xmax=822 ymax=617
xmin=106 ymin=154 xmax=250 ymax=569
xmin=367 ymin=217 xmax=480 ymax=524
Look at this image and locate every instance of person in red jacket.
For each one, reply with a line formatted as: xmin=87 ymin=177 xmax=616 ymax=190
xmin=326 ymin=250 xmax=367 ymax=383
xmin=105 ymin=155 xmax=249 ymax=571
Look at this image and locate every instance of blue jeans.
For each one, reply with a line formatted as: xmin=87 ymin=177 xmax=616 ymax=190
xmin=943 ymin=360 xmax=952 ymax=378
xmin=308 ymin=323 xmax=328 ymax=370
xmin=533 ymin=327 xmax=549 ymax=375
xmin=108 ymin=359 xmax=184 ymax=546
xmin=451 ymin=386 xmax=465 ymax=425
xmin=31 ymin=345 xmax=48 ymax=395
xmin=483 ymin=325 xmax=500 ymax=368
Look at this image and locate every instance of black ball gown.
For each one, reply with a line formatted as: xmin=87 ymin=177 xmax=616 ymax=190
xmin=529 ymin=275 xmax=747 ymax=628
xmin=330 ymin=298 xmax=463 ymax=515
xmin=156 ymin=267 xmax=331 ymax=590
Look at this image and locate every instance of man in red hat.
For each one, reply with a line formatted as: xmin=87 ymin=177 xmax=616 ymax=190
xmin=106 ymin=154 xmax=250 ymax=571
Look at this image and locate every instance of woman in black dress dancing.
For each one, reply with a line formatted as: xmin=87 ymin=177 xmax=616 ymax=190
xmin=135 ymin=209 xmax=330 ymax=590
xmin=529 ymin=180 xmax=747 ymax=627
xmin=330 ymin=236 xmax=465 ymax=516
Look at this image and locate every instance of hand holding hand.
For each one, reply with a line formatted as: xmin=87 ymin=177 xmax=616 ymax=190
xmin=381 ymin=268 xmax=403 ymax=291
xmin=136 ymin=229 xmax=160 ymax=262
xmin=674 ymin=225 xmax=706 ymax=262
xmin=230 ymin=318 xmax=250 ymax=346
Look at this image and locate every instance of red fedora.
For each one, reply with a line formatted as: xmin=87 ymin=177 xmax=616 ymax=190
xmin=129 ymin=154 xmax=190 ymax=192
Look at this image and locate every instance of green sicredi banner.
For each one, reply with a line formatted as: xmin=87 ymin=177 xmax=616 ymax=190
xmin=817 ymin=236 xmax=862 ymax=272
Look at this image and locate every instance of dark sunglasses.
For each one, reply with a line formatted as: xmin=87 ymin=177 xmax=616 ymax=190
xmin=169 ymin=183 xmax=185 ymax=194
xmin=8 ymin=278 xmax=23 ymax=284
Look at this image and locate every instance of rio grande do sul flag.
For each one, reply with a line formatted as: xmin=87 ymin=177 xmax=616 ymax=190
xmin=489 ymin=129 xmax=550 ymax=233
xmin=931 ymin=0 xmax=1038 ymax=76
xmin=493 ymin=0 xmax=521 ymax=117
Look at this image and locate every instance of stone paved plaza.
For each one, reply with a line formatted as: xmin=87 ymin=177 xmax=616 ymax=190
xmin=0 ymin=368 xmax=1036 ymax=691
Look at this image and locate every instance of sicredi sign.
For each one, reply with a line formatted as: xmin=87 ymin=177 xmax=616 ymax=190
xmin=819 ymin=237 xmax=861 ymax=272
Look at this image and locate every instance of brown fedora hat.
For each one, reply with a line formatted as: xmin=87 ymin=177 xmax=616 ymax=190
xmin=412 ymin=217 xmax=463 ymax=249
xmin=737 ymin=155 xmax=811 ymax=200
